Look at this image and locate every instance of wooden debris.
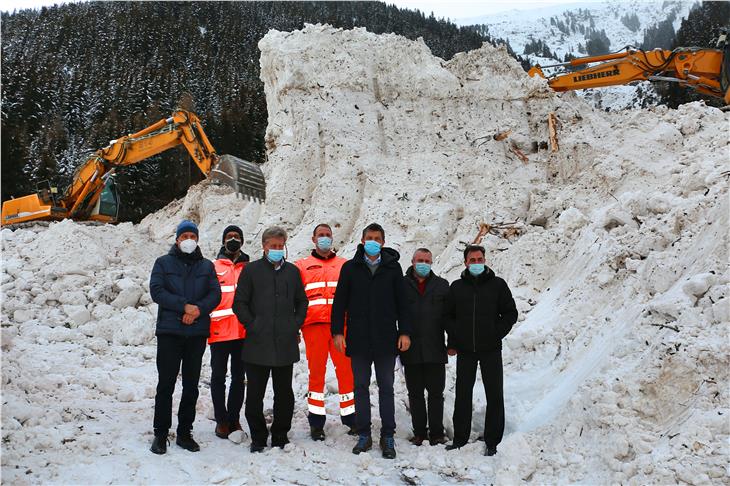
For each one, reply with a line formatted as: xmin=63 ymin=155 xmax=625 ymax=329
xmin=471 ymin=221 xmax=524 ymax=245
xmin=493 ymin=129 xmax=512 ymax=141
xmin=509 ymin=145 xmax=529 ymax=163
xmin=548 ymin=112 xmax=559 ymax=152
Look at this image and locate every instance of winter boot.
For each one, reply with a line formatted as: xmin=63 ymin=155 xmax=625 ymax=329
xmin=409 ymin=435 xmax=426 ymax=446
xmin=380 ymin=436 xmax=396 ymax=459
xmin=250 ymin=443 xmax=266 ymax=453
xmin=176 ymin=433 xmax=200 ymax=452
xmin=346 ymin=426 xmax=359 ymax=436
xmin=215 ymin=422 xmax=230 ymax=439
xmin=310 ymin=427 xmax=326 ymax=441
xmin=445 ymin=441 xmax=466 ymax=451
xmin=485 ymin=445 xmax=498 ymax=456
xmin=352 ymin=435 xmax=372 ymax=454
xmin=229 ymin=421 xmax=243 ymax=433
xmin=429 ymin=435 xmax=448 ymax=446
xmin=271 ymin=434 xmax=290 ymax=448
xmin=150 ymin=434 xmax=168 ymax=455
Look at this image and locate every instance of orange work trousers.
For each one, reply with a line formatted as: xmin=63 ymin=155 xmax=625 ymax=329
xmin=302 ymin=323 xmax=355 ymax=428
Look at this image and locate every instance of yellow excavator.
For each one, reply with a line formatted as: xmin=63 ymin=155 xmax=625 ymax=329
xmin=1 ymin=110 xmax=266 ymax=227
xmin=528 ymin=30 xmax=730 ymax=104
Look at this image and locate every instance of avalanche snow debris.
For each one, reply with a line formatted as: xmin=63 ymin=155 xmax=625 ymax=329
xmin=2 ymin=23 xmax=728 ymax=484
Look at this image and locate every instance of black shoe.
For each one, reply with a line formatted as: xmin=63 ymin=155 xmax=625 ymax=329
xmin=250 ymin=443 xmax=266 ymax=453
xmin=346 ymin=426 xmax=359 ymax=436
xmin=446 ymin=442 xmax=466 ymax=451
xmin=380 ymin=436 xmax=396 ymax=459
xmin=310 ymin=427 xmax=325 ymax=441
xmin=352 ymin=435 xmax=372 ymax=454
xmin=429 ymin=435 xmax=448 ymax=446
xmin=271 ymin=434 xmax=290 ymax=448
xmin=485 ymin=445 xmax=497 ymax=456
xmin=176 ymin=434 xmax=200 ymax=452
xmin=150 ymin=434 xmax=168 ymax=455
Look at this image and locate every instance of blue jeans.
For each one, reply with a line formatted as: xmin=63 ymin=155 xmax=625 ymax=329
xmin=351 ymin=353 xmax=396 ymax=438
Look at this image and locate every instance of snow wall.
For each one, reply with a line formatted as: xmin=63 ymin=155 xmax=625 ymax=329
xmin=2 ymin=24 xmax=728 ymax=484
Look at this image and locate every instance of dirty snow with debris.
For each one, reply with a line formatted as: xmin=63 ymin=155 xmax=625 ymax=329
xmin=2 ymin=24 xmax=728 ymax=484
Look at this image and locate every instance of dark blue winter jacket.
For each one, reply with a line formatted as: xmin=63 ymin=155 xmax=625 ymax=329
xmin=150 ymin=244 xmax=221 ymax=337
xmin=331 ymin=245 xmax=411 ymax=357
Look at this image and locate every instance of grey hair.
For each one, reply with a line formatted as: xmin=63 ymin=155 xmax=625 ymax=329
xmin=261 ymin=226 xmax=288 ymax=245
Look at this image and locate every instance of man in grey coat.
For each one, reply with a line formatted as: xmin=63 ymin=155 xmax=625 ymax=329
xmin=232 ymin=226 xmax=308 ymax=452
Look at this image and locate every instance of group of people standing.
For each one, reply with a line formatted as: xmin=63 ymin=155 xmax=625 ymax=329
xmin=148 ymin=219 xmax=517 ymax=459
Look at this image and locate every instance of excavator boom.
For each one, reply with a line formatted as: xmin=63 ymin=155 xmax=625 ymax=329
xmin=2 ymin=110 xmax=266 ymax=226
xmin=529 ymin=32 xmax=729 ymax=104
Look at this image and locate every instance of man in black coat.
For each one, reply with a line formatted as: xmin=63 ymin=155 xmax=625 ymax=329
xmin=445 ymin=245 xmax=517 ymax=457
xmin=401 ymin=248 xmax=450 ymax=447
xmin=232 ymin=226 xmax=308 ymax=452
xmin=331 ymin=223 xmax=411 ymax=459
xmin=149 ymin=220 xmax=221 ymax=454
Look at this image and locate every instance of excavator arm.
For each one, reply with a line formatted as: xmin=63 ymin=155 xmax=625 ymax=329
xmin=529 ymin=32 xmax=729 ymax=104
xmin=2 ymin=110 xmax=265 ymax=226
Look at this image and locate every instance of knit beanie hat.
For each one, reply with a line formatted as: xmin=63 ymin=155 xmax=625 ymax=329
xmin=222 ymin=225 xmax=244 ymax=244
xmin=176 ymin=220 xmax=199 ymax=239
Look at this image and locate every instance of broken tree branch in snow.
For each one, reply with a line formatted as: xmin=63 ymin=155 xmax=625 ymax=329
xmin=509 ymin=145 xmax=529 ymax=163
xmin=471 ymin=221 xmax=524 ymax=245
xmin=650 ymin=323 xmax=680 ymax=332
xmin=493 ymin=129 xmax=512 ymax=141
xmin=548 ymin=112 xmax=559 ymax=152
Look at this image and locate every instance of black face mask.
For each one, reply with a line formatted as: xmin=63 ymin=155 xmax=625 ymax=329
xmin=225 ymin=238 xmax=242 ymax=253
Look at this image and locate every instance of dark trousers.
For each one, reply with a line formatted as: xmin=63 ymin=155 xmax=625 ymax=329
xmin=404 ymin=362 xmax=445 ymax=439
xmin=452 ymin=350 xmax=505 ymax=447
xmin=153 ymin=334 xmax=207 ymax=436
xmin=351 ymin=353 xmax=396 ymax=438
xmin=244 ymin=362 xmax=294 ymax=446
xmin=210 ymin=339 xmax=246 ymax=424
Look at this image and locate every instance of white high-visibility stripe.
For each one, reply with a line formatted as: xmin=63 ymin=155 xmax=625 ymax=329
xmin=340 ymin=405 xmax=355 ymax=416
xmin=220 ymin=285 xmax=236 ymax=293
xmin=305 ymin=281 xmax=327 ymax=291
xmin=308 ymin=404 xmax=327 ymax=415
xmin=339 ymin=392 xmax=354 ymax=402
xmin=308 ymin=391 xmax=326 ymax=401
xmin=308 ymin=298 xmax=335 ymax=306
xmin=327 ymin=281 xmax=338 ymax=287
xmin=210 ymin=308 xmax=235 ymax=319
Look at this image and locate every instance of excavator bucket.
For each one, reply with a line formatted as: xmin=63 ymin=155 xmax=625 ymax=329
xmin=209 ymin=155 xmax=266 ymax=202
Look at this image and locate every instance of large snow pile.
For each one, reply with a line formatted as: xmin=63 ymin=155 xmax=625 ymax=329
xmin=2 ymin=24 xmax=728 ymax=484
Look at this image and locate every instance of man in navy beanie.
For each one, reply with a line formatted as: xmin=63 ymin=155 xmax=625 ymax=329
xmin=149 ymin=220 xmax=221 ymax=454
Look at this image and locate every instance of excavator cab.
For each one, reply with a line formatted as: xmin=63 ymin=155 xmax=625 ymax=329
xmin=93 ymin=177 xmax=120 ymax=221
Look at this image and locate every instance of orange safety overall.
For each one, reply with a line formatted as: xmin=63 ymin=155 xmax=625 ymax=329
xmin=295 ymin=251 xmax=355 ymax=427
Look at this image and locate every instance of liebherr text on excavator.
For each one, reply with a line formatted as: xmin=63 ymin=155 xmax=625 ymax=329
xmin=1 ymin=110 xmax=266 ymax=227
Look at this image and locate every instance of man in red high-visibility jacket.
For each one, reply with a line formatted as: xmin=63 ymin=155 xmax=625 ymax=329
xmin=209 ymin=225 xmax=249 ymax=441
xmin=295 ymin=223 xmax=356 ymax=441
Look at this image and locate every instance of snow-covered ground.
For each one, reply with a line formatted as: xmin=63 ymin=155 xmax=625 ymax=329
xmin=2 ymin=24 xmax=729 ymax=484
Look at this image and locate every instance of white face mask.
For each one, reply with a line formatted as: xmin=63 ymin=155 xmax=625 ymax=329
xmin=179 ymin=239 xmax=198 ymax=254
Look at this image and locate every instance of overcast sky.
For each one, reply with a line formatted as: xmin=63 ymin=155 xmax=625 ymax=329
xmin=4 ymin=0 xmax=602 ymax=19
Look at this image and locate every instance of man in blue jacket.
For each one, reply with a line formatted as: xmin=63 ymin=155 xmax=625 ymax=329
xmin=149 ymin=220 xmax=221 ymax=454
xmin=331 ymin=223 xmax=411 ymax=459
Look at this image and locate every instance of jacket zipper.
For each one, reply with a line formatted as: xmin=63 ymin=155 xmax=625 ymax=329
xmin=472 ymin=287 xmax=476 ymax=353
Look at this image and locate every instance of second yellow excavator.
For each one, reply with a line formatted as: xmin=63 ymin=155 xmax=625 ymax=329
xmin=1 ymin=110 xmax=266 ymax=227
xmin=528 ymin=30 xmax=730 ymax=104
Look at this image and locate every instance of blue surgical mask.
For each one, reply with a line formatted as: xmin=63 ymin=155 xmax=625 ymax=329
xmin=316 ymin=236 xmax=333 ymax=251
xmin=363 ymin=240 xmax=381 ymax=256
xmin=267 ymin=249 xmax=285 ymax=263
xmin=468 ymin=263 xmax=485 ymax=276
xmin=414 ymin=263 xmax=431 ymax=278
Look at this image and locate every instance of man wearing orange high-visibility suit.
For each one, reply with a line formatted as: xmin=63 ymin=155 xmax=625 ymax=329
xmin=209 ymin=225 xmax=250 ymax=442
xmin=295 ymin=223 xmax=357 ymax=441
